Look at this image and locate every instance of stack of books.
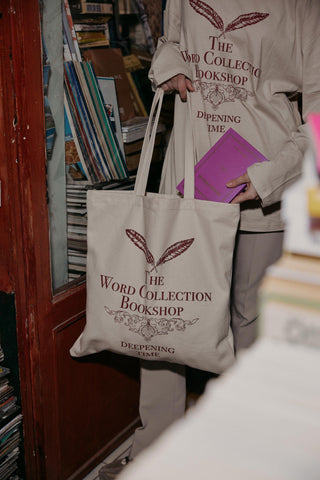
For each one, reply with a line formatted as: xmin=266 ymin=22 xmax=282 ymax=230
xmin=259 ymin=253 xmax=320 ymax=348
xmin=122 ymin=117 xmax=165 ymax=144
xmin=64 ymin=60 xmax=128 ymax=184
xmin=67 ymin=0 xmax=113 ymax=50
xmin=68 ymin=0 xmax=113 ymax=16
xmin=66 ymin=177 xmax=136 ymax=281
xmin=74 ymin=21 xmax=111 ymax=49
xmin=258 ymin=115 xmax=320 ymax=350
xmin=0 ymin=367 xmax=18 ymax=421
xmin=0 ymin=360 xmax=23 ymax=480
xmin=66 ymin=184 xmax=88 ymax=280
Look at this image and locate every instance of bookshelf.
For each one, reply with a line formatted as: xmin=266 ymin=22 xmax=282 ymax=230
xmin=0 ymin=0 xmax=168 ymax=478
xmin=44 ymin=0 xmax=165 ymax=286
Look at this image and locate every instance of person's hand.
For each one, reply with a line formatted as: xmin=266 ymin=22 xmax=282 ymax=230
xmin=226 ymin=173 xmax=260 ymax=204
xmin=160 ymin=74 xmax=194 ymax=102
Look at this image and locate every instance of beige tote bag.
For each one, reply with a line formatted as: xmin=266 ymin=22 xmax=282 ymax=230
xmin=70 ymin=89 xmax=240 ymax=373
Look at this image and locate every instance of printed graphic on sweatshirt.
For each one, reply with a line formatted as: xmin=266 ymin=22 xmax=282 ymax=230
xmin=189 ymin=0 xmax=269 ymax=38
xmin=185 ymin=0 xmax=270 ymax=130
xmin=193 ymin=79 xmax=254 ymax=111
xmin=100 ymin=230 xmax=212 ymax=346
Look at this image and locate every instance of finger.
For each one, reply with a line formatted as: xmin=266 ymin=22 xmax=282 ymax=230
xmin=161 ymin=80 xmax=175 ymax=92
xmin=161 ymin=83 xmax=171 ymax=92
xmin=186 ymin=78 xmax=195 ymax=92
xmin=226 ymin=173 xmax=249 ymax=188
xmin=177 ymin=74 xmax=188 ymax=101
xmin=231 ymin=185 xmax=259 ymax=204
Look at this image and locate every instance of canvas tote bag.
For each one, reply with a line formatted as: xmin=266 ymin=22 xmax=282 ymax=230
xmin=70 ymin=88 xmax=240 ymax=374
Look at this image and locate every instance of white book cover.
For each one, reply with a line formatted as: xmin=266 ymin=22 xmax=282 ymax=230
xmin=97 ymin=76 xmax=125 ymax=158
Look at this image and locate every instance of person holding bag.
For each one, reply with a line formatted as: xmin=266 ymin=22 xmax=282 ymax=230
xmin=98 ymin=0 xmax=320 ymax=478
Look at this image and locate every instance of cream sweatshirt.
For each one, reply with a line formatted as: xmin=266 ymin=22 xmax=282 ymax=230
xmin=149 ymin=0 xmax=320 ymax=231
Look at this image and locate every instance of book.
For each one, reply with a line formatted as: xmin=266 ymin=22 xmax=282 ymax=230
xmin=64 ymin=61 xmax=107 ymax=183
xmin=72 ymin=61 xmax=116 ymax=179
xmin=258 ymin=253 xmax=320 ymax=349
xmin=64 ymin=104 xmax=91 ymax=184
xmin=122 ymin=117 xmax=165 ymax=143
xmin=177 ymin=128 xmax=269 ymax=203
xmin=83 ymin=48 xmax=136 ymax=122
xmin=76 ymin=29 xmax=110 ymax=48
xmin=97 ymin=76 xmax=125 ymax=158
xmin=67 ymin=214 xmax=87 ymax=226
xmin=69 ymin=0 xmax=113 ymax=16
xmin=63 ymin=0 xmax=82 ymax=61
xmin=74 ymin=22 xmax=109 ymax=31
xmin=44 ymin=97 xmax=56 ymax=160
xmin=81 ymin=62 xmax=128 ymax=178
xmin=308 ymin=113 xmax=320 ymax=175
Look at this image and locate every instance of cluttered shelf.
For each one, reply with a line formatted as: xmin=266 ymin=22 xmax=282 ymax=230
xmin=45 ymin=0 xmax=167 ymax=285
xmin=0 ymin=294 xmax=24 ymax=480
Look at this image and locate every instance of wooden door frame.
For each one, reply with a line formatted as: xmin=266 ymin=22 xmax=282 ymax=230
xmin=1 ymin=0 xmax=44 ymax=477
xmin=0 ymin=1 xmax=88 ymax=477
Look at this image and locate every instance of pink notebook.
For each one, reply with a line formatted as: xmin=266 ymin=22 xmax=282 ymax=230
xmin=177 ymin=128 xmax=269 ymax=203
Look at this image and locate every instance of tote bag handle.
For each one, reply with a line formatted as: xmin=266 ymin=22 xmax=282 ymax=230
xmin=134 ymin=88 xmax=196 ymax=199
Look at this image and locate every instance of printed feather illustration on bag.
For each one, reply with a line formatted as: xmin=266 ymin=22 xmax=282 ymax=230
xmin=189 ymin=0 xmax=269 ymax=38
xmin=125 ymin=229 xmax=194 ymax=273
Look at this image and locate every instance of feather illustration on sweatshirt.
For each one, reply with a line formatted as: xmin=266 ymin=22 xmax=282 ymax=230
xmin=189 ymin=0 xmax=269 ymax=38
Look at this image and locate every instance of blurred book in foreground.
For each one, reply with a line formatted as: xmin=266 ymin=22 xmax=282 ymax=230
xmin=258 ymin=252 xmax=320 ymax=350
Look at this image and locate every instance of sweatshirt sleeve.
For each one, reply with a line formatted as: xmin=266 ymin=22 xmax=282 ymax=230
xmin=247 ymin=0 xmax=320 ymax=208
xmin=148 ymin=0 xmax=192 ymax=89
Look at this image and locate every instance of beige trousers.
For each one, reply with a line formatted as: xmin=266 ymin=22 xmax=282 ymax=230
xmin=130 ymin=230 xmax=284 ymax=458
